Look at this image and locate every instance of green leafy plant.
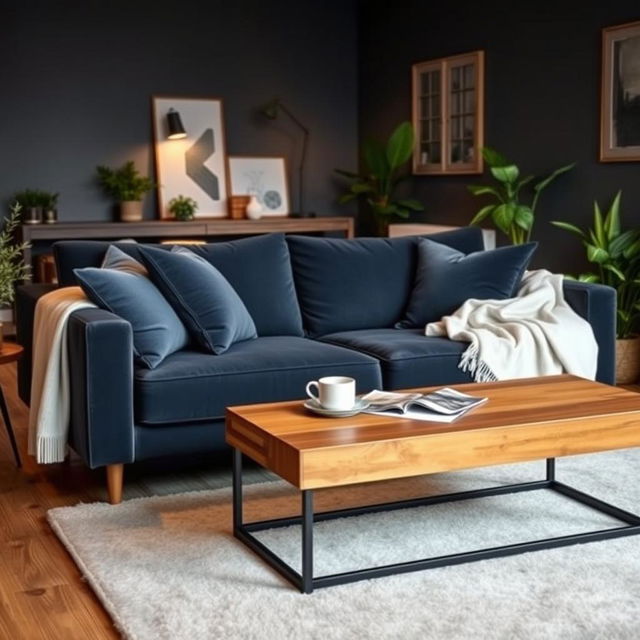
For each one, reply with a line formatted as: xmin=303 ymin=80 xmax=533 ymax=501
xmin=551 ymin=191 xmax=640 ymax=339
xmin=0 ymin=204 xmax=31 ymax=305
xmin=336 ymin=121 xmax=423 ymax=229
xmin=40 ymin=191 xmax=59 ymax=210
xmin=13 ymin=189 xmax=45 ymax=209
xmin=468 ymin=147 xmax=575 ymax=245
xmin=96 ymin=161 xmax=155 ymax=202
xmin=168 ymin=195 xmax=198 ymax=221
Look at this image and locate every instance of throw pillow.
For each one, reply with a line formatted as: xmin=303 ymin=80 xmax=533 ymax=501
xmin=397 ymin=239 xmax=537 ymax=328
xmin=74 ymin=247 xmax=190 ymax=369
xmin=139 ymin=246 xmax=257 ymax=355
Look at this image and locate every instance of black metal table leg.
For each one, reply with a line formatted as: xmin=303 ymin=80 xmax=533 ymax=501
xmin=302 ymin=490 xmax=314 ymax=594
xmin=546 ymin=458 xmax=555 ymax=481
xmin=232 ymin=448 xmax=242 ymax=531
xmin=0 ymin=386 xmax=20 ymax=468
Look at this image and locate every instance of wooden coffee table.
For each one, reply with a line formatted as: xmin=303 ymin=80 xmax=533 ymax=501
xmin=226 ymin=375 xmax=640 ymax=593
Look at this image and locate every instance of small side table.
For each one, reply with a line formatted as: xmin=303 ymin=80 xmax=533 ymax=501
xmin=0 ymin=343 xmax=23 ymax=467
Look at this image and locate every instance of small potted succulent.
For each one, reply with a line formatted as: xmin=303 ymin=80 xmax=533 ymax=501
xmin=40 ymin=191 xmax=59 ymax=223
xmin=168 ymin=195 xmax=198 ymax=221
xmin=96 ymin=161 xmax=155 ymax=222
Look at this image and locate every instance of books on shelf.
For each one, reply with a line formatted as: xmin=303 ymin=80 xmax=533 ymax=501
xmin=361 ymin=387 xmax=487 ymax=422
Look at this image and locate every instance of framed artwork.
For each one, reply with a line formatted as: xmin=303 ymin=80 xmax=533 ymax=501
xmin=412 ymin=50 xmax=484 ymax=174
xmin=601 ymin=21 xmax=640 ymax=162
xmin=228 ymin=156 xmax=290 ymax=216
xmin=152 ymin=96 xmax=229 ymax=218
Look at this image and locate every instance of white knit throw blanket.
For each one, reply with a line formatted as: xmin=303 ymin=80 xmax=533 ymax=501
xmin=28 ymin=287 xmax=96 ymax=464
xmin=425 ymin=270 xmax=598 ymax=382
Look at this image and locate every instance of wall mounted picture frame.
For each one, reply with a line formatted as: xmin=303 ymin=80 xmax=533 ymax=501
xmin=228 ymin=156 xmax=290 ymax=216
xmin=601 ymin=21 xmax=640 ymax=162
xmin=152 ymin=96 xmax=230 ymax=218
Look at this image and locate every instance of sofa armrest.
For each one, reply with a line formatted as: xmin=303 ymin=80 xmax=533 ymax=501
xmin=563 ymin=280 xmax=616 ymax=385
xmin=15 ymin=283 xmax=59 ymax=404
xmin=67 ymin=308 xmax=135 ymax=468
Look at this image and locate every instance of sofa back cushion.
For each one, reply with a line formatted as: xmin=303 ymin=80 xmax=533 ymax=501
xmin=286 ymin=227 xmax=484 ymax=337
xmin=54 ymin=233 xmax=303 ymax=337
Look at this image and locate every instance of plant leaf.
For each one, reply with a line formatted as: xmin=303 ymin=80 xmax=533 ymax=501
xmin=490 ymin=165 xmax=519 ymax=184
xmin=481 ymin=147 xmax=508 ymax=167
xmin=550 ymin=221 xmax=585 ymax=237
xmin=533 ymin=162 xmax=575 ymax=193
xmin=350 ymin=183 xmax=374 ymax=194
xmin=467 ymin=185 xmax=502 ymax=198
xmin=602 ymin=263 xmax=626 ymax=281
xmin=363 ymin=139 xmax=388 ymax=179
xmin=593 ymin=201 xmax=606 ymax=248
xmin=604 ymin=190 xmax=622 ymax=240
xmin=578 ymin=273 xmax=600 ymax=283
xmin=586 ymin=243 xmax=609 ymax=264
xmin=514 ymin=205 xmax=534 ymax=231
xmin=470 ymin=205 xmax=495 ymax=225
xmin=385 ymin=122 xmax=414 ymax=170
xmin=338 ymin=193 xmax=357 ymax=204
xmin=492 ymin=203 xmax=515 ymax=235
xmin=334 ymin=168 xmax=362 ymax=179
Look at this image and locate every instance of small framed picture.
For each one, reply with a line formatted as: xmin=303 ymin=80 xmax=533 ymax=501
xmin=228 ymin=156 xmax=290 ymax=216
xmin=152 ymin=95 xmax=230 ymax=218
xmin=601 ymin=21 xmax=640 ymax=162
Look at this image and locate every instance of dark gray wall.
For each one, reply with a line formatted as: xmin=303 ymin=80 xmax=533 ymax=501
xmin=1 ymin=0 xmax=358 ymax=221
xmin=359 ymin=1 xmax=640 ymax=272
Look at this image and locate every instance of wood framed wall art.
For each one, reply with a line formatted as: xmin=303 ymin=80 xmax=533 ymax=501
xmin=601 ymin=21 xmax=640 ymax=162
xmin=412 ymin=50 xmax=484 ymax=175
xmin=228 ymin=156 xmax=290 ymax=216
xmin=152 ymin=96 xmax=230 ymax=218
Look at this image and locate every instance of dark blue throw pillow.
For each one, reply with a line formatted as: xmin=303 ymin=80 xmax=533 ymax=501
xmin=74 ymin=247 xmax=190 ymax=369
xmin=397 ymin=239 xmax=537 ymax=328
xmin=139 ymin=245 xmax=257 ymax=355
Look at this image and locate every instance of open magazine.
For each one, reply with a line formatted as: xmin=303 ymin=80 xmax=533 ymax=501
xmin=361 ymin=387 xmax=487 ymax=423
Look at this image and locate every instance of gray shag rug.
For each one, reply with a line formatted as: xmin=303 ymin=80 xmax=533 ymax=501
xmin=48 ymin=450 xmax=640 ymax=640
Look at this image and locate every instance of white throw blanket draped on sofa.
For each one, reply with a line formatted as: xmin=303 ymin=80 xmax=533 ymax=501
xmin=425 ymin=270 xmax=598 ymax=382
xmin=28 ymin=287 xmax=96 ymax=463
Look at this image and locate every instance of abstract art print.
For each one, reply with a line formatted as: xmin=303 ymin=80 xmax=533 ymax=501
xmin=228 ymin=156 xmax=289 ymax=216
xmin=601 ymin=21 xmax=640 ymax=162
xmin=152 ymin=96 xmax=229 ymax=217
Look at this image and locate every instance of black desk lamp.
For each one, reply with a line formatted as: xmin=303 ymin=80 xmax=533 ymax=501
xmin=261 ymin=98 xmax=311 ymax=217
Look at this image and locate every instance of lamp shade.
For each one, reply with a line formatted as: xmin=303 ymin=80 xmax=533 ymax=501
xmin=167 ymin=109 xmax=186 ymax=139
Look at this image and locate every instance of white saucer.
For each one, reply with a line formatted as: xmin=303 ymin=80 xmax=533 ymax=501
xmin=303 ymin=397 xmax=370 ymax=418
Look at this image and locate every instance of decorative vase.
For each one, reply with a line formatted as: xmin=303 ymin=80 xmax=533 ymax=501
xmin=44 ymin=208 xmax=57 ymax=224
xmin=246 ymin=195 xmax=263 ymax=220
xmin=120 ymin=201 xmax=143 ymax=222
xmin=24 ymin=207 xmax=42 ymax=225
xmin=615 ymin=335 xmax=640 ymax=384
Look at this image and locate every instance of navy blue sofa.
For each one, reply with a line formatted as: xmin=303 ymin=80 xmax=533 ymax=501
xmin=16 ymin=227 xmax=616 ymax=503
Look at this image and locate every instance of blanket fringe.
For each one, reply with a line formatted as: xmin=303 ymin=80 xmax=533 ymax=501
xmin=37 ymin=436 xmax=67 ymax=464
xmin=459 ymin=344 xmax=498 ymax=383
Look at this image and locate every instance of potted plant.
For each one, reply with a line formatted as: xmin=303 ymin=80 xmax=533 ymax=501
xmin=468 ymin=148 xmax=574 ymax=245
xmin=551 ymin=191 xmax=640 ymax=383
xmin=0 ymin=203 xmax=31 ymax=345
xmin=96 ymin=161 xmax=155 ymax=222
xmin=336 ymin=121 xmax=424 ymax=235
xmin=40 ymin=191 xmax=59 ymax=224
xmin=13 ymin=189 xmax=45 ymax=224
xmin=168 ymin=195 xmax=198 ymax=221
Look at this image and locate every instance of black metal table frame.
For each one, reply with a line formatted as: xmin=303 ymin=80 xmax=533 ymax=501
xmin=232 ymin=449 xmax=640 ymax=594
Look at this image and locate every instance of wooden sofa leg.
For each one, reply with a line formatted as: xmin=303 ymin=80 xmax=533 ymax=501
xmin=106 ymin=464 xmax=124 ymax=505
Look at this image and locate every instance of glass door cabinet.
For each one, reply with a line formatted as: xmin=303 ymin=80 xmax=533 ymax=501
xmin=412 ymin=51 xmax=484 ymax=175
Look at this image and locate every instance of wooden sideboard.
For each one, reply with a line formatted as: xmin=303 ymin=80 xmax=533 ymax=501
xmin=19 ymin=216 xmax=354 ymax=275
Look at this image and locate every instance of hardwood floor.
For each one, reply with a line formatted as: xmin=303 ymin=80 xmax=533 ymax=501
xmin=0 ymin=358 xmax=637 ymax=639
xmin=0 ymin=360 xmax=270 ymax=639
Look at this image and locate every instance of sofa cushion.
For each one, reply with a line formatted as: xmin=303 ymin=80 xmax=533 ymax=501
xmin=74 ymin=257 xmax=190 ymax=369
xmin=139 ymin=246 xmax=257 ymax=355
xmin=397 ymin=240 xmax=537 ymax=328
xmin=134 ymin=336 xmax=382 ymax=425
xmin=54 ymin=234 xmax=304 ymax=337
xmin=187 ymin=234 xmax=304 ymax=337
xmin=287 ymin=227 xmax=485 ymax=337
xmin=320 ymin=328 xmax=473 ymax=389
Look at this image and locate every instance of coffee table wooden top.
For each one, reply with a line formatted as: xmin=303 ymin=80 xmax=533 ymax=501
xmin=225 ymin=375 xmax=640 ymax=490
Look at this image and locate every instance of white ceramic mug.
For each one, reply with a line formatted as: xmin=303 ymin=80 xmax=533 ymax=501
xmin=305 ymin=376 xmax=356 ymax=410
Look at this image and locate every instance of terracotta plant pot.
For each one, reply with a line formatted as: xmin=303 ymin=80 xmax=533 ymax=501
xmin=615 ymin=335 xmax=640 ymax=385
xmin=120 ymin=201 xmax=143 ymax=222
